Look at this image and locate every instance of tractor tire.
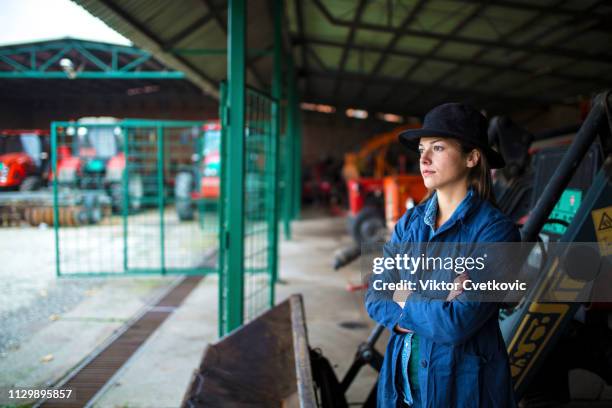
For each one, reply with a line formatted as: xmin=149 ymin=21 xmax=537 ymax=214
xmin=175 ymin=172 xmax=194 ymax=221
xmin=83 ymin=193 xmax=102 ymax=224
xmin=110 ymin=175 xmax=144 ymax=214
xmin=351 ymin=206 xmax=386 ymax=246
xmin=19 ymin=176 xmax=41 ymax=191
xmin=128 ymin=174 xmax=144 ymax=213
xmin=110 ymin=182 xmax=123 ymax=214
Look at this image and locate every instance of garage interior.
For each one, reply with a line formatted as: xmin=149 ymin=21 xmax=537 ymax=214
xmin=1 ymin=0 xmax=612 ymax=407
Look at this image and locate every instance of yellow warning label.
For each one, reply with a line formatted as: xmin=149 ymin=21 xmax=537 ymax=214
xmin=592 ymin=206 xmax=612 ymax=256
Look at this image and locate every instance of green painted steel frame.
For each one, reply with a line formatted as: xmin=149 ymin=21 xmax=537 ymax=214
xmin=218 ymin=82 xmax=229 ymax=337
xmin=269 ymin=0 xmax=282 ymax=294
xmin=0 ymin=39 xmax=185 ymax=79
xmin=221 ymin=0 xmax=247 ymax=335
xmin=51 ymin=119 xmax=208 ymax=278
xmin=219 ymin=0 xmax=285 ymax=336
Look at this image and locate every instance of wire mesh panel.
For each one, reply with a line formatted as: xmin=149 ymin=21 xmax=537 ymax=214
xmin=218 ymin=85 xmax=278 ymax=331
xmin=51 ymin=119 xmax=218 ymax=276
xmin=243 ymin=88 xmax=276 ymax=322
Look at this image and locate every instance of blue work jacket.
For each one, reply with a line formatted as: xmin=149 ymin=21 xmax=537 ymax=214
xmin=365 ymin=189 xmax=520 ymax=407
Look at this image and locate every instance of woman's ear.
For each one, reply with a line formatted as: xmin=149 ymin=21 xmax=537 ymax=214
xmin=466 ymin=149 xmax=481 ymax=168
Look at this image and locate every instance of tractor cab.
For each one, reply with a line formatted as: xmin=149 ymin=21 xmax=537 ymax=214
xmin=0 ymin=129 xmax=50 ymax=191
xmin=63 ymin=119 xmax=124 ymax=190
xmin=57 ymin=118 xmax=141 ymax=213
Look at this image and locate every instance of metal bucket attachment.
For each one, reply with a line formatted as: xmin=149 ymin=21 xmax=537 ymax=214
xmin=181 ymin=294 xmax=317 ymax=408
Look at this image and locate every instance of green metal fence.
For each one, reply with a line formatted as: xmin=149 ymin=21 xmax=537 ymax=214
xmin=51 ymin=119 xmax=219 ymax=276
xmin=218 ymin=84 xmax=279 ymax=333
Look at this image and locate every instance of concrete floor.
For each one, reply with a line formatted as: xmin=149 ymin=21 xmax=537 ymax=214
xmin=0 ymin=212 xmax=381 ymax=407
xmin=90 ymin=213 xmax=383 ymax=407
xmin=2 ymin=211 xmax=611 ymax=407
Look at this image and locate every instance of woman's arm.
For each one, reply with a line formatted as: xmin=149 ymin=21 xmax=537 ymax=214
xmin=364 ymin=209 xmax=412 ymax=331
xmin=395 ymin=218 xmax=520 ymax=345
xmin=394 ymin=272 xmax=468 ymax=333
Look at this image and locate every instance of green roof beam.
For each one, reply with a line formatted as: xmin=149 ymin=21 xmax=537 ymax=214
xmin=119 ymin=53 xmax=151 ymax=72
xmin=38 ymin=46 xmax=70 ymax=72
xmin=0 ymin=54 xmax=27 ymax=71
xmin=72 ymin=41 xmax=110 ymax=71
xmin=0 ymin=71 xmax=185 ymax=79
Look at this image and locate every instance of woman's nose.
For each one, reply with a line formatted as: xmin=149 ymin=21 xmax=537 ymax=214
xmin=420 ymin=149 xmax=432 ymax=164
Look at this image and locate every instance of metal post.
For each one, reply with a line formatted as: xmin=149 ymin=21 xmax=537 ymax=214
xmin=51 ymin=123 xmax=60 ymax=277
xmin=269 ymin=0 xmax=282 ymax=302
xmin=218 ymin=82 xmax=228 ymax=337
xmin=224 ymin=0 xmax=246 ymax=333
xmin=122 ymin=124 xmax=129 ymax=273
xmin=157 ymin=125 xmax=166 ymax=275
xmin=293 ymin=99 xmax=303 ymax=220
xmin=283 ymin=57 xmax=296 ymax=240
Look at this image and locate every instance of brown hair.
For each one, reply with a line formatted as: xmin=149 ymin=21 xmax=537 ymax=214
xmin=419 ymin=138 xmax=498 ymax=207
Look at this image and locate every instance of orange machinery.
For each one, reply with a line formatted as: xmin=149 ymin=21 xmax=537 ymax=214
xmin=342 ymin=123 xmax=427 ymax=245
xmin=383 ymin=174 xmax=428 ymax=229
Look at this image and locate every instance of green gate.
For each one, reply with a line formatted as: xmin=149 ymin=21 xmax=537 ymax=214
xmin=51 ymin=119 xmax=219 ymax=276
xmin=218 ymin=84 xmax=279 ymax=334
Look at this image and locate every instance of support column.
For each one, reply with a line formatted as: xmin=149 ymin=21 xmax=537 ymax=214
xmin=269 ymin=0 xmax=282 ymax=299
xmin=293 ymin=95 xmax=303 ymax=220
xmin=223 ymin=0 xmax=246 ymax=333
xmin=284 ymin=57 xmax=297 ymax=239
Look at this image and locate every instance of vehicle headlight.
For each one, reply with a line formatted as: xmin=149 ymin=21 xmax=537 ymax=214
xmin=203 ymin=168 xmax=218 ymax=177
xmin=105 ymin=167 xmax=123 ymax=182
xmin=58 ymin=167 xmax=76 ymax=183
xmin=0 ymin=163 xmax=9 ymax=182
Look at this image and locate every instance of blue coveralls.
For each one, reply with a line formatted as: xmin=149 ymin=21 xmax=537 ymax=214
xmin=365 ymin=189 xmax=520 ymax=407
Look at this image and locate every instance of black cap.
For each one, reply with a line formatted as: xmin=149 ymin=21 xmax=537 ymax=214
xmin=398 ymin=103 xmax=505 ymax=169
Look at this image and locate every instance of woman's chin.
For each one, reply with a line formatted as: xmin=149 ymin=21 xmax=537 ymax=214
xmin=423 ymin=180 xmax=438 ymax=190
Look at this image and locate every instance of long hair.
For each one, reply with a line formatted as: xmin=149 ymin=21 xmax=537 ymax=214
xmin=419 ymin=138 xmax=498 ymax=207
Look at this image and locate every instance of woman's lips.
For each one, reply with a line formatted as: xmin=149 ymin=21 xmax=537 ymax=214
xmin=422 ymin=170 xmax=436 ymax=177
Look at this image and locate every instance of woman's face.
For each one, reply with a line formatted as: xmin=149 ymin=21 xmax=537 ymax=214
xmin=418 ymin=136 xmax=477 ymax=190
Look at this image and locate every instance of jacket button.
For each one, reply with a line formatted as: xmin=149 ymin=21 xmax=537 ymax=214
xmin=421 ymin=360 xmax=428 ymax=368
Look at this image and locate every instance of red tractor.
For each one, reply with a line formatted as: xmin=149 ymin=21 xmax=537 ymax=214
xmin=0 ymin=129 xmax=50 ymax=191
xmin=55 ymin=117 xmax=143 ymax=213
xmin=175 ymin=121 xmax=221 ymax=220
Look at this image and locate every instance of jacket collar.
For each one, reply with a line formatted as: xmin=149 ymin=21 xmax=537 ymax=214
xmin=416 ymin=188 xmax=479 ymax=232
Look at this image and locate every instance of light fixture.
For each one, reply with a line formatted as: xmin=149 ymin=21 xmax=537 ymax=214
xmin=300 ymin=103 xmax=336 ymax=114
xmin=345 ymin=108 xmax=368 ymax=119
xmin=376 ymin=112 xmax=403 ymax=123
xmin=59 ymin=58 xmax=77 ymax=79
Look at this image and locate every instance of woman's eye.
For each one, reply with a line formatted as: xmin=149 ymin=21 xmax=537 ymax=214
xmin=433 ymin=145 xmax=444 ymax=152
xmin=418 ymin=149 xmax=424 ymax=155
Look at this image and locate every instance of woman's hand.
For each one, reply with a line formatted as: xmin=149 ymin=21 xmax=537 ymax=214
xmin=393 ymin=289 xmax=414 ymax=333
xmin=394 ymin=324 xmax=412 ymax=334
xmin=393 ymin=288 xmax=413 ymax=309
xmin=446 ymin=272 xmax=469 ymax=301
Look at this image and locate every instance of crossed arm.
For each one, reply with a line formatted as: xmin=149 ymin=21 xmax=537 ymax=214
xmin=393 ymin=272 xmax=468 ymax=333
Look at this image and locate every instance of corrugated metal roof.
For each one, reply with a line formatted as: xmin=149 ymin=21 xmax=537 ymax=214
xmin=71 ymin=0 xmax=612 ymax=115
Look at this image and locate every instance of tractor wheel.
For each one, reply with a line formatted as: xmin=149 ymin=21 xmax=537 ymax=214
xmin=110 ymin=182 xmax=123 ymax=214
xmin=83 ymin=193 xmax=102 ymax=224
xmin=128 ymin=174 xmax=144 ymax=213
xmin=19 ymin=176 xmax=41 ymax=191
xmin=110 ymin=175 xmax=144 ymax=214
xmin=351 ymin=206 xmax=386 ymax=246
xmin=175 ymin=172 xmax=194 ymax=221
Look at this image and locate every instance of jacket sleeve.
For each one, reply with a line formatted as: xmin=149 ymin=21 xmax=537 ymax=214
xmin=396 ymin=218 xmax=521 ymax=345
xmin=364 ymin=209 xmax=412 ymax=332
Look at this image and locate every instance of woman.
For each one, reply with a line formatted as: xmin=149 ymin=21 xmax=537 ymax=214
xmin=365 ymin=103 xmax=520 ymax=407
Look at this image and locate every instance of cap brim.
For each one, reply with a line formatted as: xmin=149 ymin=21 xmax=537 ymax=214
xmin=398 ymin=128 xmax=506 ymax=169
xmin=398 ymin=128 xmax=465 ymax=150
